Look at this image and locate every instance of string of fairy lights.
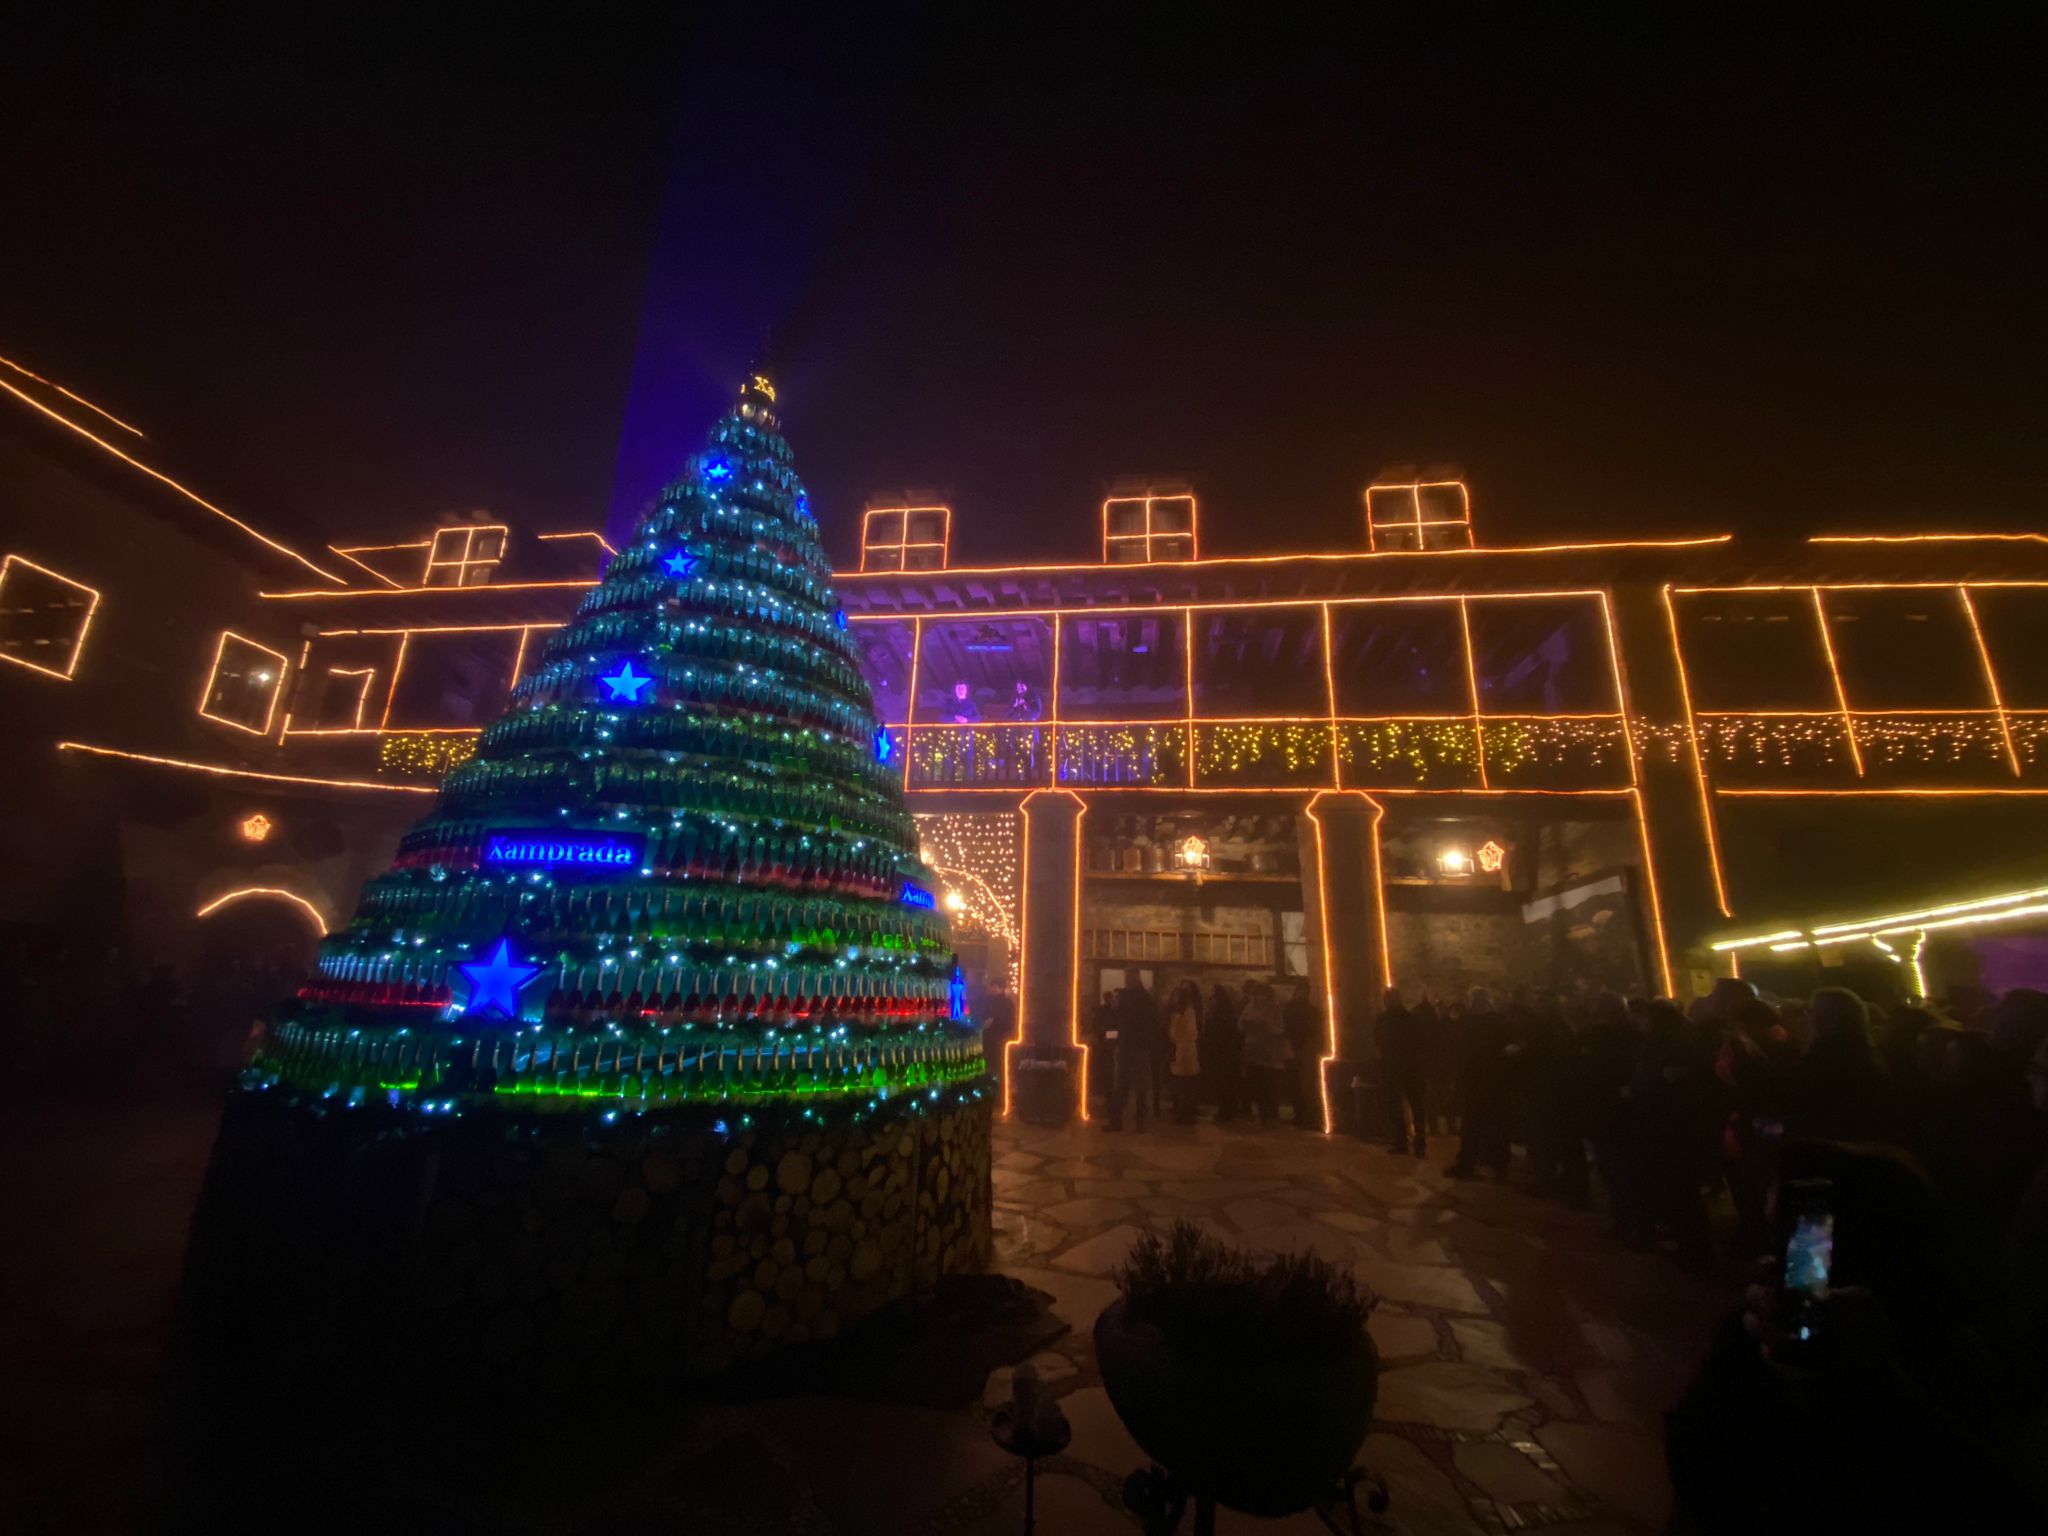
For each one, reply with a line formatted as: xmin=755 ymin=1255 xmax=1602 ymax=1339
xmin=915 ymin=811 xmax=1022 ymax=988
xmin=380 ymin=732 xmax=478 ymax=777
xmin=372 ymin=715 xmax=2048 ymax=789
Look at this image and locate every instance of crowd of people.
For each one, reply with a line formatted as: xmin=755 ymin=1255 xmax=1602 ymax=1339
xmin=1082 ymin=974 xmax=1325 ymax=1132
xmin=1046 ymin=967 xmax=2048 ymax=1524
xmin=1373 ymin=976 xmax=2048 ymax=1530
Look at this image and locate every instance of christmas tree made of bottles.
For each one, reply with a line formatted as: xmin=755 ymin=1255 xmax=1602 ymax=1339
xmin=272 ymin=374 xmax=978 ymax=1115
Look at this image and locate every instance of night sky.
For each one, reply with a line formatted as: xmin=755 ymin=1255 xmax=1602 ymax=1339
xmin=3 ymin=8 xmax=2044 ymax=568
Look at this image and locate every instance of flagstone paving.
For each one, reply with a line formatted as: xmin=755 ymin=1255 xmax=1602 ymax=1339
xmin=952 ymin=1115 xmax=1728 ymax=1534
xmin=10 ymin=1097 xmax=1728 ymax=1533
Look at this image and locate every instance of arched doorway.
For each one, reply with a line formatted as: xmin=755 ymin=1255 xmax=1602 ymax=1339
xmin=189 ymin=889 xmax=326 ymax=1071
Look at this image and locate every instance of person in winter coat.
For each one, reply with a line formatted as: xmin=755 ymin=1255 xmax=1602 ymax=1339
xmin=1378 ymin=986 xmax=1428 ymax=1155
xmin=1239 ymin=981 xmax=1293 ymax=1127
xmin=1167 ymin=980 xmax=1203 ymax=1123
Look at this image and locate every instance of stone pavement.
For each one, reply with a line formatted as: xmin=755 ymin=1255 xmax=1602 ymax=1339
xmin=5 ymin=1098 xmax=1728 ymax=1533
xmin=962 ymin=1116 xmax=1727 ymax=1536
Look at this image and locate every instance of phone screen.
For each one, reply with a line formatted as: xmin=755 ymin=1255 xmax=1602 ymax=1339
xmin=1783 ymin=1211 xmax=1835 ymax=1299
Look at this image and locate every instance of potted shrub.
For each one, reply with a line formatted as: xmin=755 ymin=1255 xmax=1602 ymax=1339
xmin=1095 ymin=1222 xmax=1380 ymax=1519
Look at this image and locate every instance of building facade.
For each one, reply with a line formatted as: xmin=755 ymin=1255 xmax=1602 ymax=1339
xmin=13 ymin=359 xmax=2048 ymax=1119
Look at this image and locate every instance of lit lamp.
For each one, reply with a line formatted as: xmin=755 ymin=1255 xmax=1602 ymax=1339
xmin=943 ymin=888 xmax=966 ymax=915
xmin=240 ymin=812 xmax=273 ymax=843
xmin=1437 ymin=845 xmax=1472 ymax=877
xmin=1178 ymin=834 xmax=1210 ymax=880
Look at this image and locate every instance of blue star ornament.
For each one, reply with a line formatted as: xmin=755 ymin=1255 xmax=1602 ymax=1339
xmin=662 ymin=550 xmax=696 ymax=577
xmin=460 ymin=939 xmax=544 ymax=1019
xmin=601 ymin=660 xmax=653 ymax=703
xmin=873 ymin=726 xmax=894 ymax=764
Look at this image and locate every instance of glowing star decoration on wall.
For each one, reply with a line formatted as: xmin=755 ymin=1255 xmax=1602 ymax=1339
xmin=662 ymin=550 xmax=696 ymax=577
xmin=600 ymin=660 xmax=653 ymax=703
xmin=239 ymin=812 xmax=273 ymax=843
xmin=1477 ymin=839 xmax=1506 ymax=873
xmin=458 ymin=939 xmax=544 ymax=1019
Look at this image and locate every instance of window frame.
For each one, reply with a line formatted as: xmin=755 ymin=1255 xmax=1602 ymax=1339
xmin=0 ymin=553 xmax=100 ymax=680
xmin=197 ymin=630 xmax=291 ymax=735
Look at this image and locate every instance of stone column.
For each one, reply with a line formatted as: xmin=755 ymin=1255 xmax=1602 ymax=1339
xmin=1014 ymin=789 xmax=1088 ymax=1122
xmin=1301 ymin=791 xmax=1389 ymax=1132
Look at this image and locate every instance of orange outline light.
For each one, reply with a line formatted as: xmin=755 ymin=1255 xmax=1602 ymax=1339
xmin=1629 ymin=788 xmax=1676 ymax=996
xmin=906 ymin=783 xmax=1638 ymax=798
xmin=280 ymin=725 xmax=479 ymax=737
xmin=1183 ymin=610 xmax=1197 ymax=787
xmin=860 ymin=505 xmax=952 ymax=573
xmin=379 ymin=632 xmax=411 ymax=730
xmin=262 ymin=579 xmax=596 ymax=600
xmin=849 ymin=587 xmax=1644 ymax=627
xmin=1957 ymin=586 xmax=2021 ymax=777
xmin=1006 ymin=788 xmax=1091 ymax=1120
xmin=1674 ymin=579 xmax=2048 ymax=596
xmin=57 ymin=740 xmax=436 ymax=794
xmin=0 ymin=374 xmax=342 ymax=585
xmin=1456 ymin=598 xmax=1488 ymax=788
xmin=314 ymin=622 xmax=562 ymax=638
xmin=1810 ymin=532 xmax=2048 ymax=546
xmin=902 ymin=616 xmax=922 ymax=789
xmin=1320 ymin=603 xmax=1342 ymax=788
xmin=537 ymin=530 xmax=618 ymax=555
xmin=1102 ymin=494 xmax=1199 ymax=564
xmin=324 ymin=545 xmax=406 ymax=589
xmin=0 ymin=351 xmax=146 ymax=436
xmin=1808 ymin=587 xmax=1863 ymax=776
xmin=324 ymin=666 xmax=377 ymax=730
xmin=423 ymin=524 xmax=509 ymax=587
xmin=1659 ymin=584 xmax=1731 ymax=915
xmin=837 ymin=534 xmax=1735 ymax=583
xmin=1365 ymin=480 xmax=1473 ymax=553
xmin=197 ymin=631 xmax=290 ymax=736
xmin=0 ymin=554 xmax=101 ymax=680
xmin=1304 ymin=789 xmax=1389 ymax=1136
xmin=196 ymin=886 xmax=329 ymax=933
xmin=1715 ymin=787 xmax=2048 ymax=798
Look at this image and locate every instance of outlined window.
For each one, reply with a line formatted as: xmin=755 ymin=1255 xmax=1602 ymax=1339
xmin=1672 ymin=591 xmax=1838 ymax=712
xmin=1465 ymin=595 xmax=1617 ymax=714
xmin=1365 ymin=481 xmax=1473 ymax=552
xmin=1056 ymin=613 xmax=1189 ymax=719
xmin=911 ymin=617 xmax=1054 ymax=723
xmin=1102 ymin=495 xmax=1196 ymax=563
xmin=1192 ymin=605 xmax=1327 ymax=717
xmin=0 ymin=553 xmax=99 ymax=679
xmin=1816 ymin=587 xmax=1993 ymax=711
xmin=199 ymin=632 xmax=290 ymax=734
xmin=860 ymin=506 xmax=950 ymax=572
xmin=422 ymin=524 xmax=508 ymax=587
xmin=314 ymin=666 xmax=377 ymax=729
xmin=1968 ymin=586 xmax=2048 ymax=709
xmin=1327 ymin=600 xmax=1470 ymax=715
xmin=382 ymin=629 xmax=522 ymax=728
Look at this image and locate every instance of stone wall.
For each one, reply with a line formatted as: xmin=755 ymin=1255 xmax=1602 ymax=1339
xmin=1385 ymin=909 xmax=1527 ymax=999
xmin=181 ymin=1087 xmax=992 ymax=1393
